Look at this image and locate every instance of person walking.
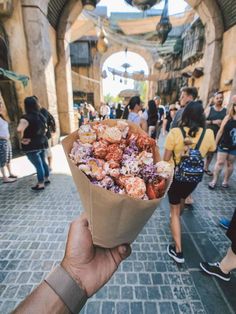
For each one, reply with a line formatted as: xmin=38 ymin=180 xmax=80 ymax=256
xmin=208 ymin=98 xmax=236 ymax=189
xmin=200 ymin=209 xmax=236 ymax=281
xmin=116 ymin=103 xmax=123 ymax=119
xmin=163 ymin=101 xmax=216 ymax=263
xmin=146 ymin=99 xmax=158 ymax=139
xmin=122 ymin=96 xmax=147 ymax=131
xmin=99 ymin=102 xmax=110 ymax=120
xmin=33 ymin=96 xmax=56 ymax=171
xmin=204 ymin=91 xmax=227 ymax=175
xmin=171 ymin=87 xmax=198 ymax=129
xmin=171 ymin=86 xmax=198 ymax=206
xmin=17 ymin=96 xmax=49 ymax=191
xmin=0 ymin=96 xmax=17 ymax=183
xmin=154 ymin=96 xmax=165 ymax=140
xmin=162 ymin=104 xmax=178 ymax=135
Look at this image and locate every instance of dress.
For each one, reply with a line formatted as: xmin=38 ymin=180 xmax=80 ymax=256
xmin=0 ymin=116 xmax=12 ymax=168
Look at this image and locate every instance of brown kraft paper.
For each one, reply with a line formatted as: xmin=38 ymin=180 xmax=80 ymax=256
xmin=62 ymin=119 xmax=172 ymax=248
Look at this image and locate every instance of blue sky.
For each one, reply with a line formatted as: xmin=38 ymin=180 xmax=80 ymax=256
xmin=100 ymin=0 xmax=188 ymax=97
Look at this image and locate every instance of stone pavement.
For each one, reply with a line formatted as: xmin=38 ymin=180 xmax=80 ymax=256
xmin=0 ymin=139 xmax=236 ymax=314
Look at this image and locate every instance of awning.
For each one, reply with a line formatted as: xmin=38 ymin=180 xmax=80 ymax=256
xmin=0 ymin=68 xmax=29 ymax=87
xmin=119 ymin=89 xmax=140 ymax=98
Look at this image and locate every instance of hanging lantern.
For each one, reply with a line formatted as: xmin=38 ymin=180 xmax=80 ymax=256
xmin=156 ymin=0 xmax=172 ymax=44
xmin=101 ymin=70 xmax=107 ymax=79
xmin=132 ymin=0 xmax=161 ymax=11
xmin=124 ymin=0 xmax=161 ymax=11
xmin=82 ymin=0 xmax=100 ymax=11
xmin=154 ymin=58 xmax=164 ymax=70
xmin=96 ymin=29 xmax=108 ymax=54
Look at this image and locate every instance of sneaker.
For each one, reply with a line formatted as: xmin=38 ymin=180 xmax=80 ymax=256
xmin=219 ymin=218 xmax=230 ymax=230
xmin=200 ymin=262 xmax=230 ymax=281
xmin=167 ymin=244 xmax=185 ymax=263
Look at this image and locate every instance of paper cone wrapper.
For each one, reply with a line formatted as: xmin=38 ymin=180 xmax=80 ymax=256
xmin=62 ymin=119 xmax=173 ymax=248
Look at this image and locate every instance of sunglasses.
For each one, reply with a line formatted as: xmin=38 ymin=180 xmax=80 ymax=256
xmin=170 ymin=108 xmax=178 ymax=111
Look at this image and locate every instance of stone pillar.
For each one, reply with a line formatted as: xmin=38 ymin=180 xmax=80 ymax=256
xmin=186 ymin=0 xmax=224 ymax=105
xmin=3 ymin=0 xmax=33 ymax=108
xmin=230 ymin=69 xmax=236 ymax=98
xmin=21 ymin=1 xmax=60 ymax=132
xmin=55 ymin=0 xmax=83 ymax=134
xmin=55 ymin=35 xmax=75 ymax=134
xmin=199 ymin=39 xmax=222 ymax=104
xmin=93 ymin=51 xmax=102 ymax=110
xmin=148 ymin=65 xmax=158 ymax=100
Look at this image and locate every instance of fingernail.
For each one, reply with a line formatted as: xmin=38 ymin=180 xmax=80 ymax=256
xmin=121 ymin=245 xmax=127 ymax=254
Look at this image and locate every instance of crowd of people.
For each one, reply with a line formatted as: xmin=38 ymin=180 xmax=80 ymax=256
xmin=0 ymin=88 xmax=235 ymax=312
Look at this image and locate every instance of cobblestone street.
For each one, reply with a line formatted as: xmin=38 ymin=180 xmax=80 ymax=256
xmin=0 ymin=139 xmax=235 ymax=314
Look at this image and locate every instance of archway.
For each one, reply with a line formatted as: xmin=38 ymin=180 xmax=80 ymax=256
xmin=52 ymin=0 xmax=223 ymax=132
xmin=100 ymin=48 xmax=152 ymax=104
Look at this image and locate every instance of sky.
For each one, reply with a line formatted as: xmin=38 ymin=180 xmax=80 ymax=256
xmin=99 ymin=0 xmax=188 ymax=97
xmin=102 ymin=51 xmax=149 ymax=97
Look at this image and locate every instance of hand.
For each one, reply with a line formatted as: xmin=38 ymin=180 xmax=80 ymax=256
xmin=61 ymin=213 xmax=131 ymax=297
xmin=215 ymin=119 xmax=222 ymax=127
xmin=21 ymin=138 xmax=31 ymax=145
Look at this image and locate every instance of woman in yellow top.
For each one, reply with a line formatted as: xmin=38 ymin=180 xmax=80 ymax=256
xmin=163 ymin=101 xmax=216 ymax=263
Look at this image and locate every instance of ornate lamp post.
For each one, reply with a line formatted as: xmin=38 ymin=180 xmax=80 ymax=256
xmin=156 ymin=0 xmax=172 ymax=44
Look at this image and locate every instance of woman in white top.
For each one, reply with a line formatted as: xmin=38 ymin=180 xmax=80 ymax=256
xmin=122 ymin=96 xmax=147 ymax=131
xmin=0 ymin=97 xmax=17 ymax=183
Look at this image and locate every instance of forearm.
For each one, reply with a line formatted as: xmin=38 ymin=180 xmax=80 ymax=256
xmin=12 ymin=281 xmax=70 ymax=314
xmin=215 ymin=131 xmax=223 ymax=146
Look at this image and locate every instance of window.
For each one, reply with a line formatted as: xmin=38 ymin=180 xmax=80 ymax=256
xmin=70 ymin=41 xmax=91 ymax=66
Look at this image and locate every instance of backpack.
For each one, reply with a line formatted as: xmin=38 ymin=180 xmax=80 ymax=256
xmin=40 ymin=108 xmax=56 ymax=138
xmin=173 ymin=127 xmax=206 ymax=183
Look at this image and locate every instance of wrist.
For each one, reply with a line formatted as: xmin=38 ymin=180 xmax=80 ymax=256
xmin=45 ymin=264 xmax=88 ymax=314
xmin=61 ymin=260 xmax=87 ymax=296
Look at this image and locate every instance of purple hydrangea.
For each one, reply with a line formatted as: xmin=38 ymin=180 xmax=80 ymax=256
xmin=124 ymin=139 xmax=139 ymax=156
xmin=140 ymin=164 xmax=158 ymax=183
xmin=110 ymin=185 xmax=125 ymax=194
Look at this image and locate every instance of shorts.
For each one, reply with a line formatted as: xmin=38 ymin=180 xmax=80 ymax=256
xmin=45 ymin=138 xmax=52 ymax=158
xmin=218 ymin=146 xmax=236 ymax=156
xmin=226 ymin=209 xmax=236 ymax=255
xmin=0 ymin=139 xmax=12 ymax=167
xmin=168 ymin=178 xmax=199 ymax=205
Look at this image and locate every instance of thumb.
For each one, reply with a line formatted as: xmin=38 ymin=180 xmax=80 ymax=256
xmin=110 ymin=244 xmax=131 ymax=267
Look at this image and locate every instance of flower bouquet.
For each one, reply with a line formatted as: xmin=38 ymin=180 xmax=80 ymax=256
xmin=62 ymin=119 xmax=173 ymax=248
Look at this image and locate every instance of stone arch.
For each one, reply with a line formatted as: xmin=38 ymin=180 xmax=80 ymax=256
xmin=0 ymin=23 xmax=18 ymax=119
xmin=185 ymin=0 xmax=224 ymax=103
xmin=98 ymin=45 xmax=156 ymax=102
xmin=53 ymin=0 xmax=224 ymax=132
xmin=0 ymin=24 xmax=9 ymax=69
